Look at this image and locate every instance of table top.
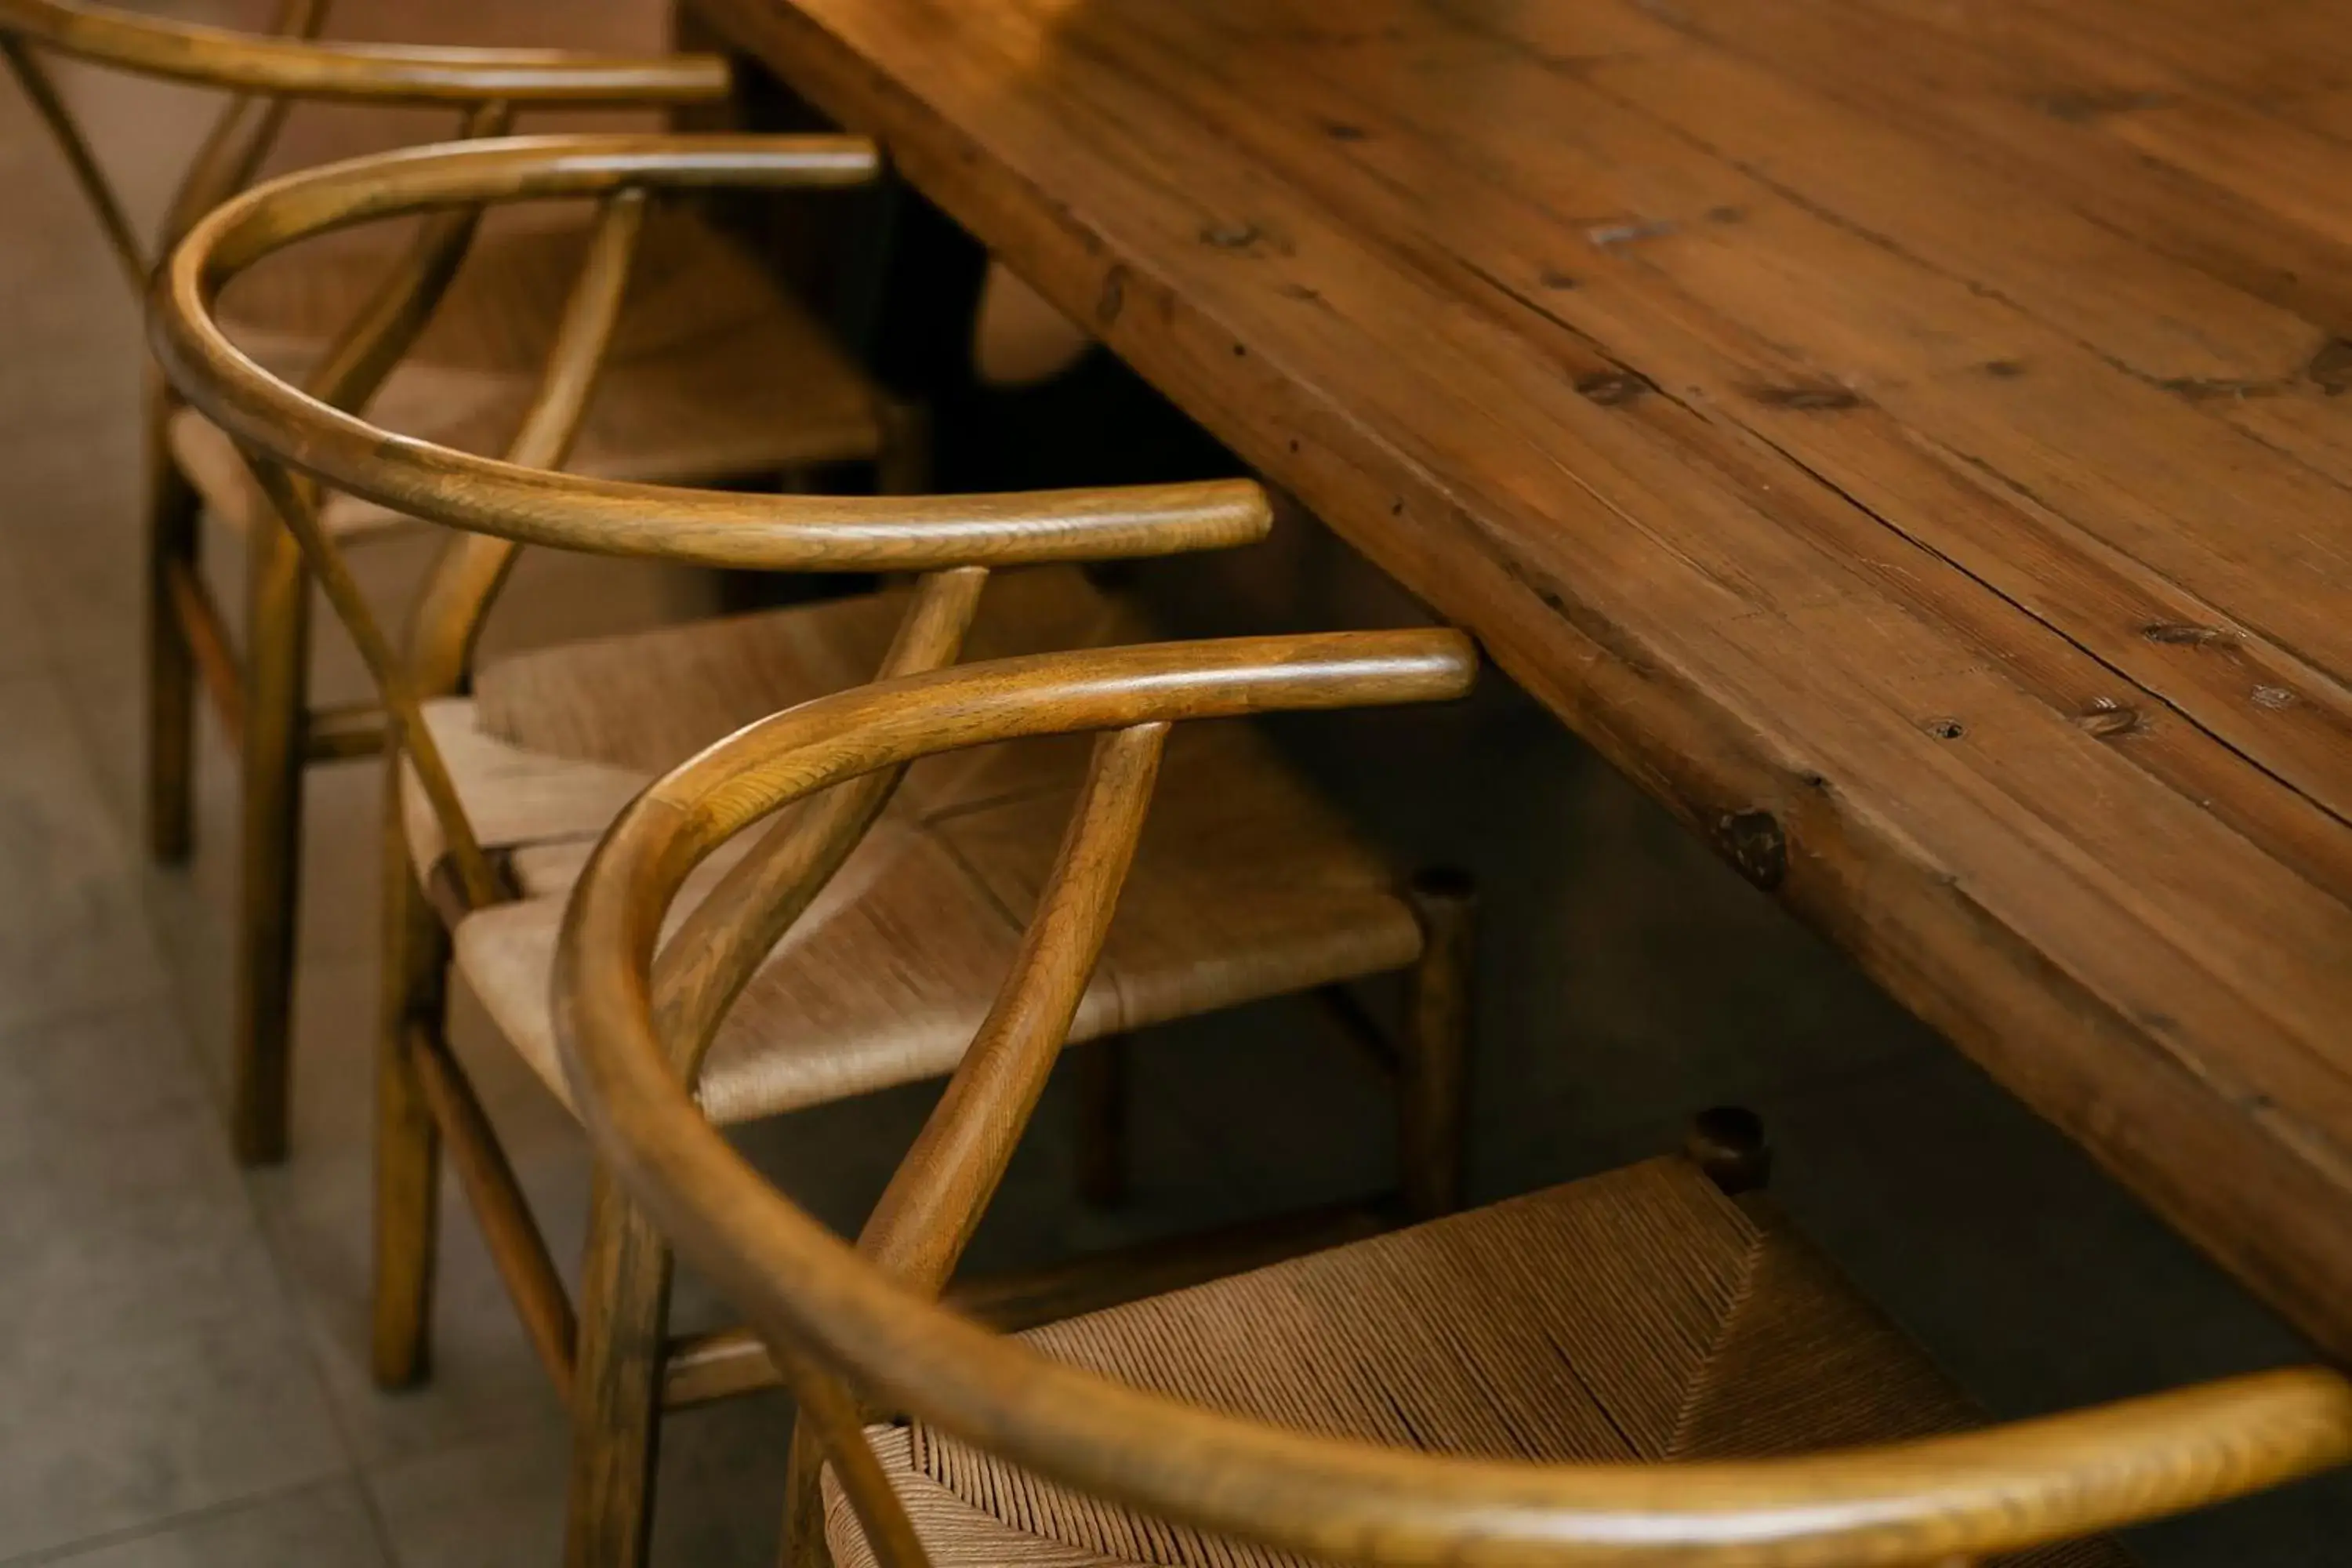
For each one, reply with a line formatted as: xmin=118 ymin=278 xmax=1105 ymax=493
xmin=698 ymin=0 xmax=2352 ymax=1355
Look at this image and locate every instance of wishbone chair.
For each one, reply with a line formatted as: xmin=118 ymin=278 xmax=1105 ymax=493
xmin=154 ymin=133 xmax=1483 ymax=1566
xmin=554 ymin=630 xmax=2352 ymax=1568
xmin=0 ymin=0 xmax=916 ymax=1162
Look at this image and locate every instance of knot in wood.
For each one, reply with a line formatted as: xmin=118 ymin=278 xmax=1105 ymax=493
xmin=2143 ymin=622 xmax=2227 ymax=647
xmin=1746 ymin=383 xmax=1863 ymax=411
xmin=2307 ymin=337 xmax=2352 ymax=396
xmin=1575 ymin=369 xmax=1651 ymax=406
xmin=1715 ymin=809 xmax=1788 ymax=891
xmin=2076 ymin=698 xmax=2139 ymax=738
xmin=1585 ymin=218 xmax=1676 ymax=249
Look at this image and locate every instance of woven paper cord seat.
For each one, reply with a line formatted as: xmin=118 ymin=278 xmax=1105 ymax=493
xmin=416 ymin=566 xmax=1425 ymax=1125
xmin=824 ymin=1157 xmax=2131 ymax=1568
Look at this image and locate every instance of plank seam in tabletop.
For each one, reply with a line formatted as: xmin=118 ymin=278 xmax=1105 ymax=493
xmin=1061 ymin=0 xmax=2352 ymax=862
xmin=913 ymin=0 xmax=2352 ymax=1029
xmin=1627 ymin=0 xmax=2352 ymax=346
xmin=690 ymin=0 xmax=2352 ymax=1356
xmin=1566 ymin=50 xmax=2352 ymax=490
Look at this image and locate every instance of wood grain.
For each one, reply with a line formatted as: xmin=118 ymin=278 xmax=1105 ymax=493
xmin=151 ymin=134 xmax=1275 ymax=575
xmin=690 ymin=0 xmax=2352 ymax=1359
xmin=554 ymin=635 xmax=2352 ymax=1566
xmin=0 ymin=0 xmax=730 ymax=103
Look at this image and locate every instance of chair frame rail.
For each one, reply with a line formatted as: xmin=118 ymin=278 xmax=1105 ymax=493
xmin=554 ymin=638 xmax=2352 ymax=1568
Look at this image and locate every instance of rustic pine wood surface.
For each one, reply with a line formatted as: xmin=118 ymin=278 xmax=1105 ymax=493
xmin=685 ymin=0 xmax=2352 ymax=1364
xmin=0 ymin=3 xmax=2346 ymax=1561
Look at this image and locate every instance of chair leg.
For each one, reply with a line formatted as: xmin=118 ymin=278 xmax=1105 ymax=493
xmin=1400 ymin=868 xmax=1476 ymax=1221
xmin=229 ymin=517 xmax=310 ymax=1166
xmin=373 ymin=776 xmax=447 ymax=1388
xmin=778 ymin=1417 xmax=835 ymax=1568
xmin=143 ymin=383 xmax=200 ymax=866
xmin=1686 ymin=1106 xmax=1773 ymax=1196
xmin=1075 ymin=1033 xmax=1131 ymax=1208
xmin=566 ymin=1171 xmax=674 ymax=1568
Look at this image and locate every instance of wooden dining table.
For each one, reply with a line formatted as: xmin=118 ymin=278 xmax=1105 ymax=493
xmin=685 ymin=0 xmax=2352 ymax=1359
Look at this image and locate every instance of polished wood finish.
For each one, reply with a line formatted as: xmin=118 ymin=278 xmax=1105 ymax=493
xmin=232 ymin=436 xmax=310 ymax=1164
xmin=554 ymin=633 xmax=1478 ymax=1568
xmin=142 ymin=366 xmax=204 ymax=861
xmin=1399 ymin=868 xmax=1474 ymax=1221
xmin=372 ymin=765 xmax=447 ymax=1389
xmin=409 ymin=1021 xmax=578 ymax=1396
xmin=162 ymin=557 xmax=241 ymax=746
xmin=566 ymin=1170 xmax=673 ymax=1568
xmin=227 ymin=104 xmax=513 ymax=1164
xmin=689 ymin=0 xmax=2352 ymax=1360
xmin=155 ymin=132 xmax=1484 ymax=1568
xmin=555 ymin=634 xmax=2352 ymax=1568
xmin=0 ymin=0 xmax=728 ymax=105
xmin=0 ymin=0 xmax=869 ymax=1166
xmin=154 ymin=140 xmax=1269 ymax=575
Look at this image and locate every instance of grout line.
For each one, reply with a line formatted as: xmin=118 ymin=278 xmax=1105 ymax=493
xmin=0 ymin=1475 xmax=376 ymax=1568
xmin=0 ymin=982 xmax=178 ymax=1051
xmin=347 ymin=1462 xmax=408 ymax=1568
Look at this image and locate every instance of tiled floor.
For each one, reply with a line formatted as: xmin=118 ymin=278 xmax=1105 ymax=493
xmin=0 ymin=5 xmax=2344 ymax=1564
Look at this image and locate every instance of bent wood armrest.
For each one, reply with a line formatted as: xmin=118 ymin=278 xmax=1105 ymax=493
xmin=553 ymin=633 xmax=2352 ymax=1568
xmin=149 ymin=133 xmax=1273 ymax=573
xmin=0 ymin=0 xmax=729 ymax=103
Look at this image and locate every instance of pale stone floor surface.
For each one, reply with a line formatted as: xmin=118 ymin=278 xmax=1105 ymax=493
xmin=0 ymin=4 xmax=2341 ymax=1563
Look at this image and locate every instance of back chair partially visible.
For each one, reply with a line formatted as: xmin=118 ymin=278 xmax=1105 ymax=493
xmin=0 ymin=0 xmax=917 ymax=1163
xmin=154 ymin=133 xmax=1485 ymax=1566
xmin=556 ymin=633 xmax=2352 ymax=1568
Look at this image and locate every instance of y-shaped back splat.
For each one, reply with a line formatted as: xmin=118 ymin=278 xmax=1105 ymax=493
xmin=148 ymin=133 xmax=1273 ymax=920
xmin=151 ymin=136 xmax=1271 ymax=575
xmin=0 ymin=0 xmax=732 ymax=294
xmin=0 ymin=0 xmax=334 ymax=294
xmin=553 ymin=632 xmax=2352 ymax=1568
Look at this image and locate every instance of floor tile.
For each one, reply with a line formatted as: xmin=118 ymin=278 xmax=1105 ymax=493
xmin=0 ymin=10 xmax=2343 ymax=1563
xmin=365 ymin=1392 xmax=796 ymax=1568
xmin=0 ymin=539 xmax=51 ymax=677
xmin=0 ymin=674 xmax=169 ymax=1035
xmin=1747 ymin=1052 xmax=2349 ymax=1566
xmin=0 ymin=1004 xmax=348 ymax=1561
xmin=237 ymin=962 xmax=583 ymax=1466
xmin=38 ymin=1481 xmax=387 ymax=1568
xmin=362 ymin=1424 xmax=564 ymax=1568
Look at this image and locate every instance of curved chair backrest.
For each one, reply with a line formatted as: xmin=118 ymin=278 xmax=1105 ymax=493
xmin=0 ymin=0 xmax=732 ymax=292
xmin=150 ymin=132 xmax=1271 ymax=970
xmin=551 ymin=633 xmax=2352 ymax=1568
xmin=154 ymin=136 xmax=1269 ymax=579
